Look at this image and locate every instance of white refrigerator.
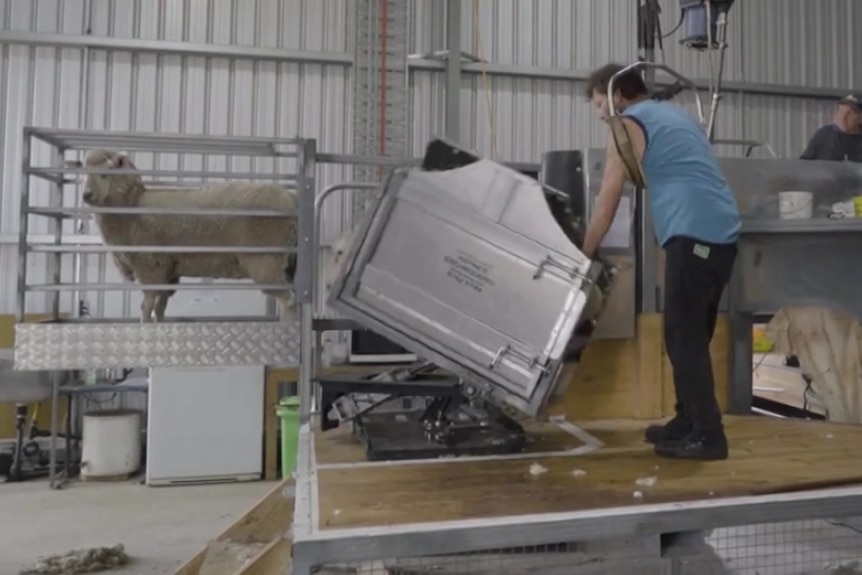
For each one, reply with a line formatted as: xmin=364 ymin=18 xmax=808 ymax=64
xmin=145 ymin=287 xmax=267 ymax=486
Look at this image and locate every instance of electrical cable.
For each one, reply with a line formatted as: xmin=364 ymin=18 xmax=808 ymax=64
xmin=472 ymin=0 xmax=499 ymax=161
xmin=662 ymin=12 xmax=685 ymax=39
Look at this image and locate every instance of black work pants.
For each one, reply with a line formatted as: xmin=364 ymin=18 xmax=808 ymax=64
xmin=663 ymin=235 xmax=737 ymax=436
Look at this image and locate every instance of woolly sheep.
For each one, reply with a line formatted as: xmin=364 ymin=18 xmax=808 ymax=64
xmin=82 ymin=149 xmax=298 ymax=322
xmin=323 ymin=228 xmax=357 ymax=296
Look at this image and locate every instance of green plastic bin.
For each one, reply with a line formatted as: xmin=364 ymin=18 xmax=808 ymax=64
xmin=276 ymin=396 xmax=300 ymax=479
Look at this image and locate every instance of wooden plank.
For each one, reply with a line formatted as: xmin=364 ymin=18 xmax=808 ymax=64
xmin=546 ymin=312 xmax=729 ymax=422
xmin=219 ymin=481 xmax=294 ymax=544
xmin=316 ymin=415 xmax=862 ymax=530
xmin=230 ymin=537 xmax=292 ymax=575
xmin=636 ymin=314 xmax=665 ymax=419
xmin=173 ymin=479 xmax=294 ymax=575
xmin=197 ymin=541 xmax=268 ymax=575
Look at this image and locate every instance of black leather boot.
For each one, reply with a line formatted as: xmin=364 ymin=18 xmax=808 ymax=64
xmin=643 ymin=403 xmax=692 ymax=444
xmin=654 ymin=403 xmax=728 ymax=461
xmin=654 ymin=430 xmax=728 ymax=460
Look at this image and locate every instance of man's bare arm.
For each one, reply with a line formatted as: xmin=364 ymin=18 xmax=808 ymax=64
xmin=581 ymin=117 xmax=646 ymax=258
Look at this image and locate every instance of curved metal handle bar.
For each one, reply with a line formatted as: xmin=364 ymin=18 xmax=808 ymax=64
xmin=606 ymin=61 xmax=706 ymax=128
xmin=311 ymin=181 xmax=382 ymax=298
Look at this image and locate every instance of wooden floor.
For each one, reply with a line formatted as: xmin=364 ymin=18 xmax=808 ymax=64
xmin=313 ymin=415 xmax=862 ymax=530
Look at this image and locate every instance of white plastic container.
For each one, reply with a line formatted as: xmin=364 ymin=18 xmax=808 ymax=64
xmin=778 ymin=191 xmax=813 ymax=219
xmin=80 ymin=409 xmax=143 ymax=480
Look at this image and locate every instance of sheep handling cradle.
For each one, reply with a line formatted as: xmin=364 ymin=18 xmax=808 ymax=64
xmin=321 ymin=139 xmax=615 ymax=461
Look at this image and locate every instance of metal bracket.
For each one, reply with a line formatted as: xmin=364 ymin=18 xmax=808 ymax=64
xmin=489 ymin=344 xmax=544 ymax=371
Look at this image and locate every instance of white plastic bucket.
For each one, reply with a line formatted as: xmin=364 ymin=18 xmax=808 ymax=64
xmin=81 ymin=409 xmax=142 ymax=479
xmin=778 ymin=191 xmax=813 ymax=219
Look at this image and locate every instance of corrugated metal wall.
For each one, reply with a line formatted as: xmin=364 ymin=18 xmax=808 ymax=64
xmin=0 ymin=0 xmax=858 ymax=317
xmin=411 ymin=0 xmax=860 ymax=162
xmin=0 ymin=0 xmax=353 ymax=316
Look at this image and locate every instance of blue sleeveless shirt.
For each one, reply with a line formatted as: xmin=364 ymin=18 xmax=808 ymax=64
xmin=622 ymin=100 xmax=741 ymax=246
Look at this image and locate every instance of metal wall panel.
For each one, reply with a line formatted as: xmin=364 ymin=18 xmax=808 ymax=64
xmin=410 ymin=0 xmax=859 ymax=162
xmin=0 ymin=0 xmax=353 ymax=317
xmin=412 ymin=0 xmax=858 ymax=88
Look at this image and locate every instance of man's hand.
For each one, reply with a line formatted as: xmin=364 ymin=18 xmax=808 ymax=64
xmin=582 ymin=117 xmax=646 ymax=258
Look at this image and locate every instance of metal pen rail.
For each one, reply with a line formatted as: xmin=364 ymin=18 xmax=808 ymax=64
xmin=27 ymin=166 xmax=300 ymax=183
xmin=28 ymin=245 xmax=296 ymax=254
xmin=26 ymin=126 xmax=305 ymax=156
xmin=26 ymin=282 xmax=291 ymax=291
xmin=28 ymin=206 xmax=296 ymax=217
xmin=16 ymin=129 xmax=313 ymax=325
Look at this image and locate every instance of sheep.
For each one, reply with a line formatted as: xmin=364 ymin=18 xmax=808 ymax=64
xmin=323 ymin=228 xmax=357 ymax=297
xmin=82 ymin=149 xmax=298 ymax=323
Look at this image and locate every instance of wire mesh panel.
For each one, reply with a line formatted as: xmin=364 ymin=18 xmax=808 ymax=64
xmin=701 ymin=518 xmax=862 ymax=574
xmin=315 ymin=539 xmax=666 ymax=574
xmin=299 ymin=518 xmax=862 ymax=575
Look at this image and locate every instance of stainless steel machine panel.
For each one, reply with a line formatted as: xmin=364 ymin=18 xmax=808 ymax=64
xmin=721 ymin=157 xmax=862 ymax=319
xmin=327 ymin=160 xmax=601 ymax=418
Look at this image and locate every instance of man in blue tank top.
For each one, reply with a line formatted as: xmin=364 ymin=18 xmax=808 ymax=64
xmin=581 ymin=63 xmax=741 ymax=461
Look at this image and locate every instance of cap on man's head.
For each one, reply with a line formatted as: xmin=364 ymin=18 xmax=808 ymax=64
xmin=838 ymin=94 xmax=862 ymax=111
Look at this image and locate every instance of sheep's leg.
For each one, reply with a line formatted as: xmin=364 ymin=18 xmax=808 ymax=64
xmin=154 ymin=278 xmax=178 ymax=323
xmin=274 ymin=291 xmax=296 ymax=322
xmin=239 ymin=255 xmax=297 ymax=322
xmin=140 ymin=291 xmax=157 ymax=323
xmin=154 ymin=292 xmax=171 ymax=322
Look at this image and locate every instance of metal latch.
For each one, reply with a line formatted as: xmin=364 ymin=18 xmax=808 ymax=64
xmin=489 ymin=344 xmax=546 ymax=371
xmin=533 ymin=255 xmax=590 ymax=282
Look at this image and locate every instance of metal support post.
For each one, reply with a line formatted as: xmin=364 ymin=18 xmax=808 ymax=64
xmin=444 ymin=0 xmax=462 ymax=141
xmin=637 ymin=0 xmax=659 ymax=90
xmin=16 ymin=129 xmax=31 ymax=322
xmin=728 ymin=311 xmax=753 ymax=414
xmin=297 ymin=139 xmax=317 ymax=424
xmin=728 ymin=299 xmax=754 ymax=415
xmin=48 ymin=371 xmax=63 ymax=489
xmin=48 ymin=146 xmax=65 ymax=319
xmin=727 ymin=257 xmax=753 ymax=414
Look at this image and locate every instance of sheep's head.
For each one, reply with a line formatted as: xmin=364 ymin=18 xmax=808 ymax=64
xmin=323 ymin=229 xmax=357 ymax=294
xmin=82 ymin=149 xmax=144 ymax=206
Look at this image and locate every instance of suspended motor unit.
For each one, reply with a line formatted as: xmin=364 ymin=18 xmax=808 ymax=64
xmin=679 ymin=0 xmax=735 ymax=50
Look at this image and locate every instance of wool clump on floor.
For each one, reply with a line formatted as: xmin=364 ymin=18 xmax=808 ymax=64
xmin=18 ymin=544 xmax=128 ymax=575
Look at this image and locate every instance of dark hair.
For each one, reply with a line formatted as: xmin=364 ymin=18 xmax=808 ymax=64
xmin=584 ymin=63 xmax=649 ymax=100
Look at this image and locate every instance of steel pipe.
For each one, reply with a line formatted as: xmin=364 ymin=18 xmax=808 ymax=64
xmin=28 ymin=245 xmax=296 ymax=254
xmin=26 ymin=282 xmax=291 ymax=292
xmin=27 ymin=206 xmax=296 ymax=217
xmin=0 ymin=31 xmax=353 ymax=67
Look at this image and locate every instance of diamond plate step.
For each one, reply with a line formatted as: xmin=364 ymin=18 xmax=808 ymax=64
xmin=14 ymin=321 xmax=300 ymax=370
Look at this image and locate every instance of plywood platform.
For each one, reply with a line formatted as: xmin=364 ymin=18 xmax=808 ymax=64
xmin=311 ymin=415 xmax=862 ymax=530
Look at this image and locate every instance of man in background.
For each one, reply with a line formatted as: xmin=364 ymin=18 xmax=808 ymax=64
xmin=800 ymin=94 xmax=862 ymax=162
